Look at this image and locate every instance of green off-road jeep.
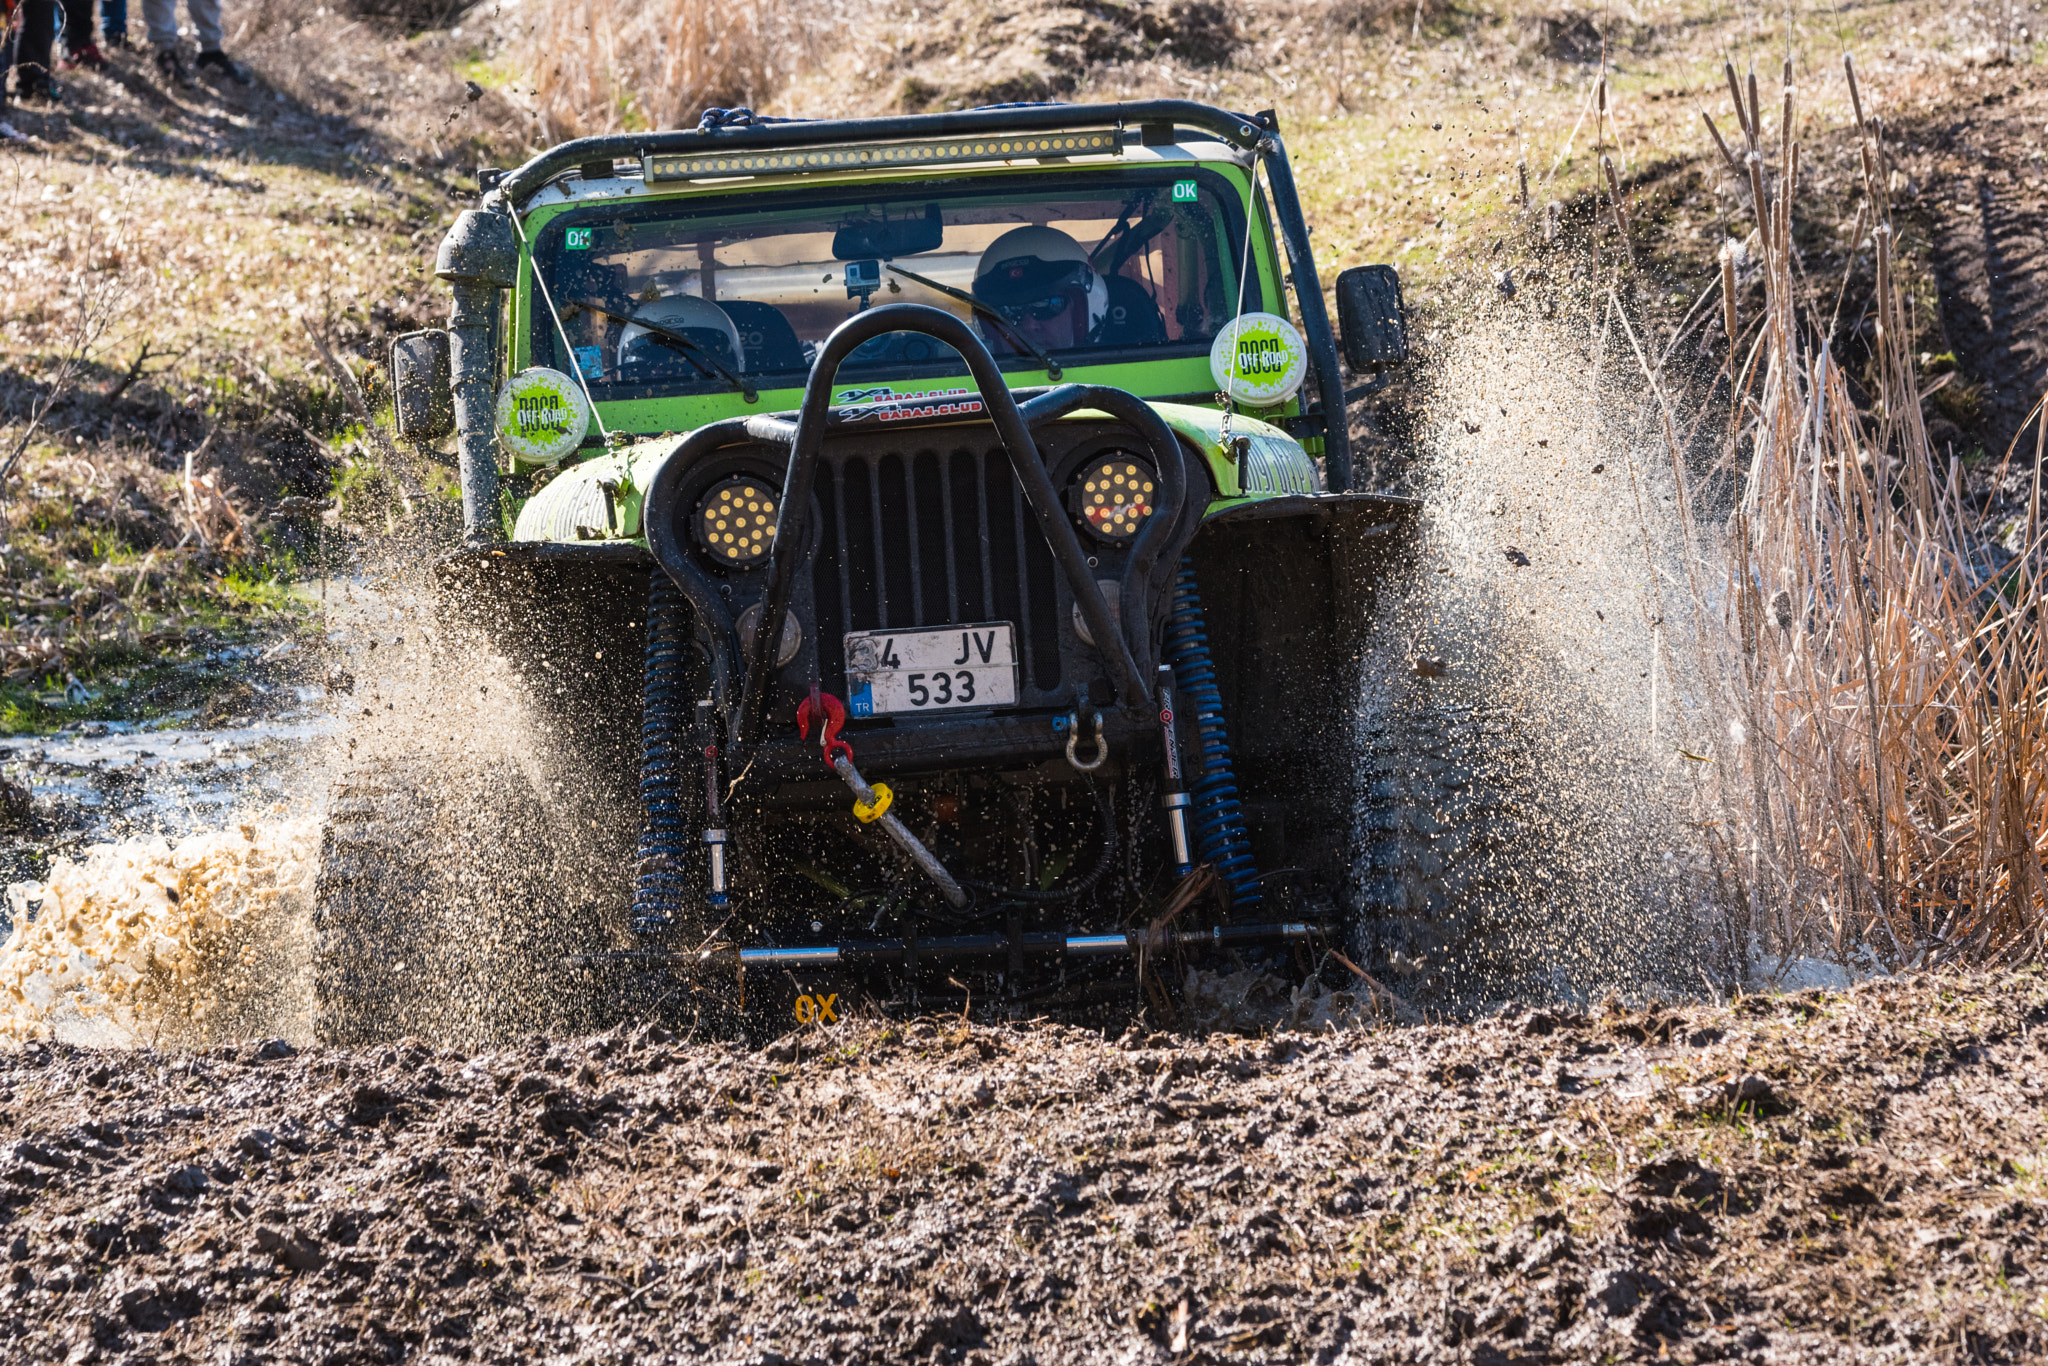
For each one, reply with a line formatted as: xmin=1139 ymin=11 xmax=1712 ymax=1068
xmin=316 ymin=100 xmax=1419 ymax=1042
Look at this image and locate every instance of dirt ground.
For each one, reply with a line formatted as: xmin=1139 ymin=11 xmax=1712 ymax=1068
xmin=1896 ymin=63 xmax=2048 ymax=466
xmin=4 ymin=970 xmax=2046 ymax=1364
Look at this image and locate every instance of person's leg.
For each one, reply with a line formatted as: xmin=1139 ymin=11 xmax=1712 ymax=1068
xmin=101 ymin=0 xmax=129 ymax=47
xmin=59 ymin=0 xmax=102 ymax=64
xmin=141 ymin=0 xmax=191 ymax=85
xmin=186 ymin=0 xmax=220 ymax=52
xmin=15 ymin=0 xmax=60 ymax=97
xmin=140 ymin=0 xmax=176 ymax=50
xmin=189 ymin=0 xmax=246 ymax=82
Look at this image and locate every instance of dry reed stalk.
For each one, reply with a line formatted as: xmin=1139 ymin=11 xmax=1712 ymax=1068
xmin=516 ymin=0 xmax=834 ymax=142
xmin=1675 ymin=57 xmax=2048 ymax=970
xmin=1720 ymin=249 xmax=1739 ymax=357
xmin=1601 ymin=155 xmax=1636 ymax=264
xmin=1703 ymin=112 xmax=1740 ymax=174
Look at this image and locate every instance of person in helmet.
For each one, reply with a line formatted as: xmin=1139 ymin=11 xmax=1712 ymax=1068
xmin=617 ymin=292 xmax=746 ymax=381
xmin=555 ymin=254 xmax=631 ymax=380
xmin=971 ymin=226 xmax=1108 ymax=354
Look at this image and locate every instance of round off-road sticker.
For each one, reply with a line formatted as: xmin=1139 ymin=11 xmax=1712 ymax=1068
xmin=495 ymin=367 xmax=590 ymax=466
xmin=1209 ymin=312 xmax=1308 ymax=408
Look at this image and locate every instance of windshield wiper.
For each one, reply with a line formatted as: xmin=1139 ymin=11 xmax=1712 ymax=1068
xmin=560 ymin=300 xmax=757 ymax=403
xmin=884 ymin=265 xmax=1063 ymax=382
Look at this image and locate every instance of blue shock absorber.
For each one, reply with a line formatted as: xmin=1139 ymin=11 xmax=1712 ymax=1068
xmin=1160 ymin=559 xmax=1262 ymax=908
xmin=631 ymin=571 xmax=690 ymax=933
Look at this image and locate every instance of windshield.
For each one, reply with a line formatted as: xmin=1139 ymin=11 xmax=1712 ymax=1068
xmin=525 ymin=165 xmax=1253 ymax=395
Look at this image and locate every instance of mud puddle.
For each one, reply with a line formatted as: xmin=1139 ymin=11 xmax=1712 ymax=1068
xmin=0 ymin=576 xmax=433 ymax=1045
xmin=0 ymin=576 xmax=410 ymax=877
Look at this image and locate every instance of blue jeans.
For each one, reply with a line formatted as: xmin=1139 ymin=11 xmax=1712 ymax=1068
xmin=102 ymin=0 xmax=127 ymax=43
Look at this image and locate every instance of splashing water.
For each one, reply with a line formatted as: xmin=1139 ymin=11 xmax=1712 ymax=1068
xmin=1350 ymin=296 xmax=1718 ymax=1010
xmin=0 ymin=553 xmax=575 ymax=1047
xmin=1 ymin=817 xmax=319 ymax=1044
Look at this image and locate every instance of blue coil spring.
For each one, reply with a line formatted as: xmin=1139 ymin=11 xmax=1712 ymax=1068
xmin=631 ymin=572 xmax=690 ymax=932
xmin=1160 ymin=559 xmax=1262 ymax=907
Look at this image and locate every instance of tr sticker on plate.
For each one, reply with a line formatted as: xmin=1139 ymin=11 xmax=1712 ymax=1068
xmin=845 ymin=623 xmax=1017 ymax=717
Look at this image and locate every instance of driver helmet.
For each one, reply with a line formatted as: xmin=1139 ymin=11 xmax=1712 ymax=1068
xmin=971 ymin=226 xmax=1108 ymax=345
xmin=618 ymin=293 xmax=746 ymax=371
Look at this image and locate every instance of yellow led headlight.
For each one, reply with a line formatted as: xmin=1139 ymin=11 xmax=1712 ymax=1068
xmin=695 ymin=477 xmax=780 ymax=566
xmin=1071 ymin=457 xmax=1157 ymax=542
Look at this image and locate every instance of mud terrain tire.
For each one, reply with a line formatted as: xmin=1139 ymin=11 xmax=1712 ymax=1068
xmin=313 ymin=759 xmax=441 ymax=1044
xmin=311 ymin=754 xmax=593 ymax=1045
xmin=1352 ymin=671 xmax=1694 ymax=1007
xmin=1353 ymin=689 xmax=1538 ymax=999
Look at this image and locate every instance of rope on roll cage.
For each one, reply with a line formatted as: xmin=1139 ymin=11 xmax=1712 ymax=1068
xmin=505 ymin=209 xmax=614 ymax=445
xmin=1217 ymin=148 xmax=1265 ymax=447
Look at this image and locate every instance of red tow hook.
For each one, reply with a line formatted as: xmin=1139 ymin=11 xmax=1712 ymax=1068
xmin=796 ymin=687 xmax=853 ymax=770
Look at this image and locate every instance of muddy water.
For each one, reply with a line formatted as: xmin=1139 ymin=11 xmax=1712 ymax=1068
xmin=0 ymin=577 xmax=423 ymax=1045
xmin=3 ymin=714 xmax=335 ymax=854
xmin=0 ymin=712 xmax=334 ymax=1045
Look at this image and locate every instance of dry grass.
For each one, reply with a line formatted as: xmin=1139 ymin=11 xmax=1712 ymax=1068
xmin=0 ymin=9 xmax=498 ymax=727
xmin=1666 ymin=59 xmax=2048 ymax=969
xmin=514 ymin=0 xmax=845 ymax=141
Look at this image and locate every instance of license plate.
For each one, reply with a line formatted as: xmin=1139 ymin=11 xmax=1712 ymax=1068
xmin=844 ymin=623 xmax=1017 ymax=716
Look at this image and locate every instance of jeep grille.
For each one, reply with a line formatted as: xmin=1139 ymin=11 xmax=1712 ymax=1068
xmin=811 ymin=438 xmax=1066 ymax=708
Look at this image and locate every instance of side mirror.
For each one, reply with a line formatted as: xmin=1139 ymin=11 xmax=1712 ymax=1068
xmin=391 ymin=329 xmax=454 ymax=442
xmin=1335 ymin=264 xmax=1408 ymax=372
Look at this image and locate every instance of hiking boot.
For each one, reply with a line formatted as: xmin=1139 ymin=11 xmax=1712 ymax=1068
xmin=61 ymin=42 xmax=108 ymax=70
xmin=16 ymin=71 xmax=62 ymax=105
xmin=155 ymin=47 xmax=195 ymax=90
xmin=194 ymin=50 xmax=251 ymax=85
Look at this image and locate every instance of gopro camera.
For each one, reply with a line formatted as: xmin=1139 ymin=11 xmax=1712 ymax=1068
xmin=845 ymin=258 xmax=882 ymax=307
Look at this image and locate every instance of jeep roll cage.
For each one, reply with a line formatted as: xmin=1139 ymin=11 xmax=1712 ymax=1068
xmin=482 ymin=100 xmax=1358 ymax=492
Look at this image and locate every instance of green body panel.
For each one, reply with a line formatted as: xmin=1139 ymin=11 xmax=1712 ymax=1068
xmin=556 ymin=351 xmax=1224 ymax=448
xmin=513 ymin=444 xmax=664 ymax=544
xmin=510 ymin=406 xmax=1321 ymax=545
xmin=502 ymin=151 xmax=1321 ymax=544
xmin=1144 ymin=404 xmax=1320 ymax=504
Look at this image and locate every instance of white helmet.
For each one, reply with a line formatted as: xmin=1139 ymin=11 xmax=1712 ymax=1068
xmin=619 ymin=294 xmax=745 ymax=371
xmin=972 ymin=226 xmax=1109 ymax=339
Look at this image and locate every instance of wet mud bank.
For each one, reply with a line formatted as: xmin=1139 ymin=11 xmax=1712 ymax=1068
xmin=3 ymin=970 xmax=2043 ymax=1363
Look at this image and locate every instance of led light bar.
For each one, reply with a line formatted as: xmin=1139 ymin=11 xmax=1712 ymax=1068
xmin=644 ymin=130 xmax=1124 ymax=182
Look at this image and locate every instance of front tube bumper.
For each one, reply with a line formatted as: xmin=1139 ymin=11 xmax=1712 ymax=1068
xmin=643 ymin=303 xmax=1187 ymax=751
xmin=561 ymin=921 xmax=1320 ymax=972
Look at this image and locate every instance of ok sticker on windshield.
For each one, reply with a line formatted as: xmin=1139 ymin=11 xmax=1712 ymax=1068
xmin=565 ymin=227 xmax=593 ymax=250
xmin=1172 ymin=180 xmax=1199 ymax=202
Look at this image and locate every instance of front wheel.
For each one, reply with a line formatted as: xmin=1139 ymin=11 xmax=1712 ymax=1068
xmin=310 ymin=754 xmax=606 ymax=1045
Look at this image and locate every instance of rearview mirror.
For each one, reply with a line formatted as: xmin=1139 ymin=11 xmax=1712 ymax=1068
xmin=832 ymin=204 xmax=944 ymax=261
xmin=390 ymin=329 xmax=453 ymax=442
xmin=1335 ymin=264 xmax=1408 ymax=371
